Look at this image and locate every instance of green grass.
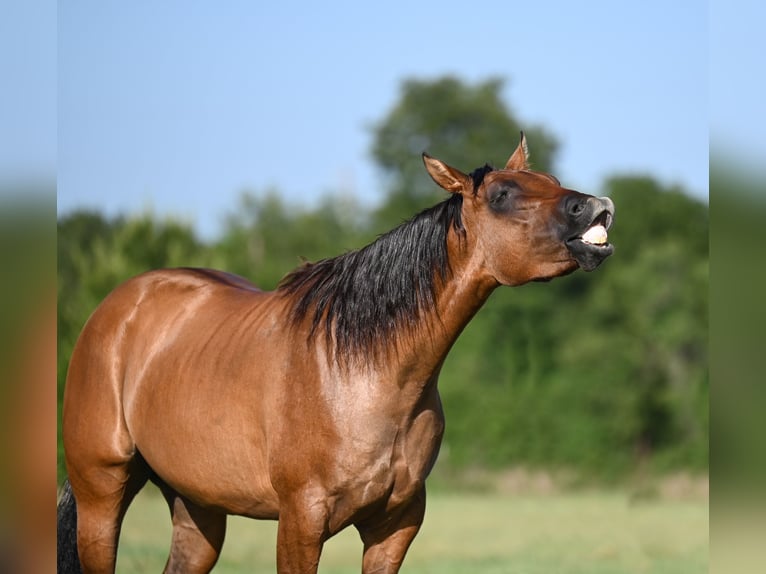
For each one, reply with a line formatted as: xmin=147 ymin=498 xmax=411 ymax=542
xmin=116 ymin=485 xmax=707 ymax=573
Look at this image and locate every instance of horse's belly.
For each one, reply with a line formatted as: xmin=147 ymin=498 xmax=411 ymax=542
xmin=125 ymin=366 xmax=281 ymax=518
xmin=137 ymin=422 xmax=281 ymax=518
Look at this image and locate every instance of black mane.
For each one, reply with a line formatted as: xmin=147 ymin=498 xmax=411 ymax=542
xmin=278 ymin=193 xmax=469 ymax=361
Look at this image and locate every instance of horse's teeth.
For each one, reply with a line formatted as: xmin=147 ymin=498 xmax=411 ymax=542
xmin=581 ymin=224 xmax=607 ymax=245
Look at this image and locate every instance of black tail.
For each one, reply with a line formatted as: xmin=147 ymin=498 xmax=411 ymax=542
xmin=57 ymin=479 xmax=83 ymax=574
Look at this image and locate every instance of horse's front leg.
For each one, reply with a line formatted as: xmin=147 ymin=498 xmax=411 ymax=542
xmin=275 ymin=489 xmax=330 ymax=574
xmin=356 ymin=487 xmax=426 ymax=574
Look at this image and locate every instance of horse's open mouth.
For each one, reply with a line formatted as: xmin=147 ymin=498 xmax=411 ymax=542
xmin=565 ymin=210 xmax=614 ymax=271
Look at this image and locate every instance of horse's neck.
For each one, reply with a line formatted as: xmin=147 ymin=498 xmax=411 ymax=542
xmin=394 ymin=230 xmax=498 ymax=385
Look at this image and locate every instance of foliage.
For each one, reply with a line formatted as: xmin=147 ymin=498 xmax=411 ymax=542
xmin=57 ymin=76 xmax=708 ymax=483
xmin=216 ymin=190 xmax=369 ymax=288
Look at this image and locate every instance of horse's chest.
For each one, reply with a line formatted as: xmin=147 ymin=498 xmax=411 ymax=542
xmin=387 ymin=405 xmax=445 ymax=506
xmin=336 ymin=390 xmax=445 ymax=513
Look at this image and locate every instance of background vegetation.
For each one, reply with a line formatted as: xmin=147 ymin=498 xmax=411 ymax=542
xmin=57 ymin=76 xmax=708 ymax=485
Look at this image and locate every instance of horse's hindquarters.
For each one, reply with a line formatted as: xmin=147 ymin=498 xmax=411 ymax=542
xmin=64 ymin=269 xmax=284 ymax=520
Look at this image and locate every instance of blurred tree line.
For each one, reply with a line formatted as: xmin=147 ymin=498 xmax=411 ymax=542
xmin=57 ymin=77 xmax=708 ymax=483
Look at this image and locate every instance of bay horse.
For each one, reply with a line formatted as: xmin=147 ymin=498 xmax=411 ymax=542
xmin=58 ymin=134 xmax=614 ymax=573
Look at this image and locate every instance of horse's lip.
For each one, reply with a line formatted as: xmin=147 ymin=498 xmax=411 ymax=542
xmin=565 ymin=237 xmax=614 ymax=252
xmin=564 ymin=237 xmax=614 ymax=272
xmin=595 ymin=208 xmax=613 ymax=231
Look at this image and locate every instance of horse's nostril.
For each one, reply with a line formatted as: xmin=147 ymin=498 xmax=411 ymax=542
xmin=569 ymin=202 xmax=585 ymax=217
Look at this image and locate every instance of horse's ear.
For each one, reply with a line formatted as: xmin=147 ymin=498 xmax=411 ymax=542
xmin=422 ymin=153 xmax=472 ymax=195
xmin=505 ymin=131 xmax=530 ymax=170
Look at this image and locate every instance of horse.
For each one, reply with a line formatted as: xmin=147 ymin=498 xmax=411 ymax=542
xmin=57 ymin=133 xmax=614 ymax=573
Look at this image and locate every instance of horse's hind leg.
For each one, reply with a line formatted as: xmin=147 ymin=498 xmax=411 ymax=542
xmin=68 ymin=456 xmax=149 ymax=573
xmin=156 ymin=482 xmax=227 ymax=574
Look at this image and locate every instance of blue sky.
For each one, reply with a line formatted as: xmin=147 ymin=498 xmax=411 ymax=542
xmin=709 ymin=0 xmax=765 ymax=168
xmin=5 ymin=1 xmax=722 ymax=239
xmin=0 ymin=0 xmax=56 ymax=187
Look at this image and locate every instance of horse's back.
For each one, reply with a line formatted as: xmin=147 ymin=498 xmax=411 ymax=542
xmin=66 ymin=267 xmax=269 ymax=379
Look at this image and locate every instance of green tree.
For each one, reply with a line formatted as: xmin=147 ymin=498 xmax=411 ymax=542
xmin=215 ymin=190 xmax=368 ymax=289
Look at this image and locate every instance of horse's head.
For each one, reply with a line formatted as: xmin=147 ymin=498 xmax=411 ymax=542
xmin=423 ymin=133 xmax=614 ymax=286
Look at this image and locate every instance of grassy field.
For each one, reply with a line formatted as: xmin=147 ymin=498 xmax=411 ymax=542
xmin=116 ymin=484 xmax=707 ymax=573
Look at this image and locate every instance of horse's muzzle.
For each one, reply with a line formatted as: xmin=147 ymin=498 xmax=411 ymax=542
xmin=564 ymin=196 xmax=615 ymax=271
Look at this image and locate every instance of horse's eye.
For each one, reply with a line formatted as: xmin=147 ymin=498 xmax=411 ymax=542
xmin=492 ymin=190 xmax=508 ymax=204
xmin=488 ymin=187 xmax=516 ymax=215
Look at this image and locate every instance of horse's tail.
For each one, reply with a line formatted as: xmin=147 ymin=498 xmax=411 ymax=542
xmin=57 ymin=479 xmax=83 ymax=574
